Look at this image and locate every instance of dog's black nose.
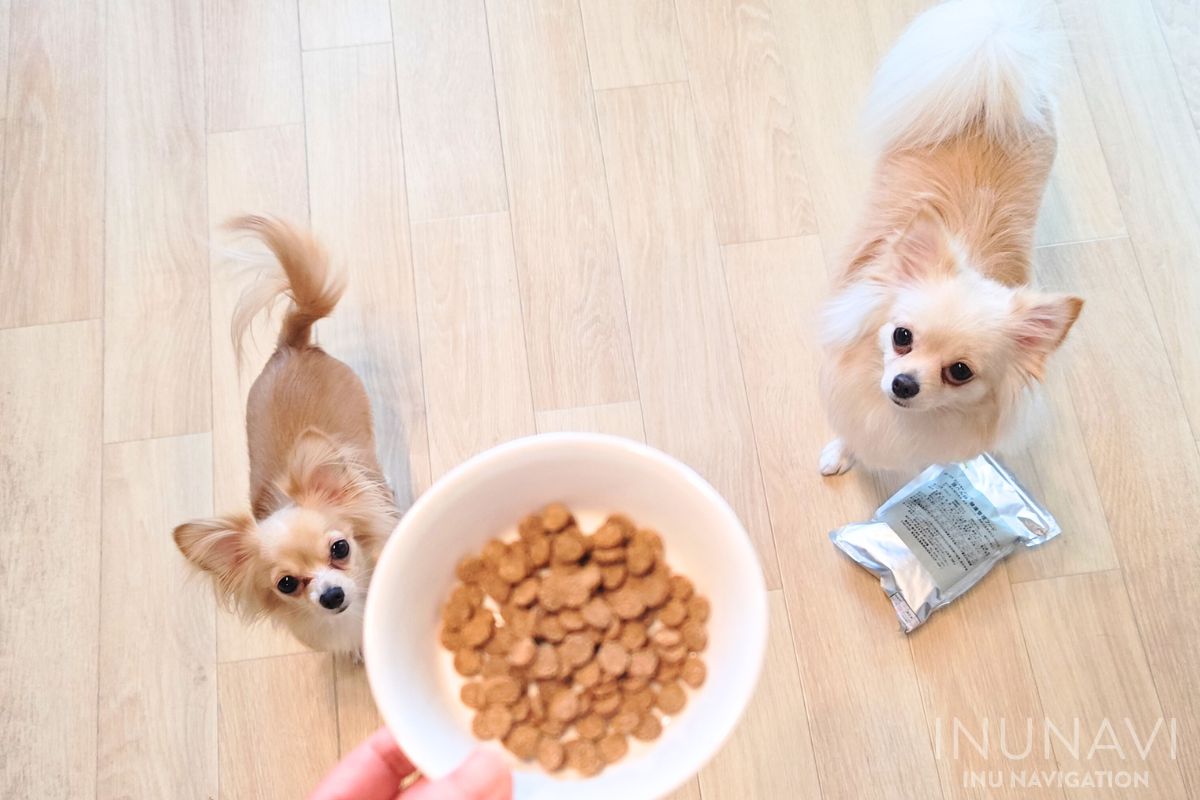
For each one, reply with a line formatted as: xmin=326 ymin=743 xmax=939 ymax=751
xmin=319 ymin=587 xmax=345 ymax=610
xmin=892 ymin=373 xmax=920 ymax=399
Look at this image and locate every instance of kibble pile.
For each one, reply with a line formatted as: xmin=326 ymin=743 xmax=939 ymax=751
xmin=438 ymin=504 xmax=709 ymax=777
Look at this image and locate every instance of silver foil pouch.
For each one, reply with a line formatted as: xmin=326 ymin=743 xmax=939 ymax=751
xmin=830 ymin=454 xmax=1060 ymax=632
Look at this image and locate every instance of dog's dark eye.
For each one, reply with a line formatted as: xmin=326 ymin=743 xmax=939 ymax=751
xmin=277 ymin=575 xmax=299 ymax=594
xmin=944 ymin=362 xmax=975 ymax=385
xmin=331 ymin=539 xmax=350 ymax=560
xmin=892 ymin=327 xmax=913 ymax=352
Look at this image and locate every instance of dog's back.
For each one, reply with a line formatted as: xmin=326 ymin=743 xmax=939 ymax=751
xmin=228 ymin=216 xmax=384 ymax=519
xmin=845 ymin=0 xmax=1058 ymax=287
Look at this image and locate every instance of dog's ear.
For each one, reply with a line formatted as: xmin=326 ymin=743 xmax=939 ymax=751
xmin=286 ymin=428 xmax=360 ymax=506
xmin=1009 ymin=291 xmax=1084 ymax=378
xmin=890 ymin=210 xmax=956 ymax=281
xmin=173 ymin=514 xmax=258 ymax=601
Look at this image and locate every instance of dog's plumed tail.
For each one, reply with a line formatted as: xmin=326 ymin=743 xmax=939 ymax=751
xmin=228 ymin=215 xmax=346 ymax=352
xmin=862 ymin=0 xmax=1057 ymax=153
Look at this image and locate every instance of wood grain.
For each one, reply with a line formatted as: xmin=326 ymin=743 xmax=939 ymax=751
xmin=486 ymin=0 xmax=639 ymax=409
xmin=535 ymin=401 xmax=646 ymax=442
xmin=334 ymin=655 xmax=383 ymax=755
xmin=674 ymin=0 xmax=815 ymax=244
xmin=722 ymin=235 xmax=943 ymax=799
xmin=218 ymin=653 xmax=339 ymax=799
xmin=300 ymin=0 xmax=391 ymax=49
xmin=412 ymin=212 xmax=535 ymax=478
xmin=204 ymin=0 xmax=303 ymax=131
xmin=303 ymin=43 xmax=432 ymax=510
xmin=699 ymin=591 xmax=821 ymax=799
xmin=1013 ymin=570 xmax=1189 ymax=798
xmin=578 ymin=0 xmax=686 ymax=90
xmin=393 ymin=0 xmax=507 ymax=221
xmin=206 ymin=124 xmax=313 ymax=663
xmin=0 ymin=321 xmax=102 ymax=798
xmin=98 ymin=434 xmax=218 ymax=800
xmin=1151 ymin=0 xmax=1200 ymax=137
xmin=594 ymin=82 xmax=779 ymax=590
xmin=0 ymin=0 xmax=10 ymax=115
xmin=1059 ymin=0 xmax=1200 ymax=442
xmin=0 ymin=0 xmax=104 ymax=328
xmin=1039 ymin=237 xmax=1200 ymax=793
xmin=104 ymin=0 xmax=210 ymax=443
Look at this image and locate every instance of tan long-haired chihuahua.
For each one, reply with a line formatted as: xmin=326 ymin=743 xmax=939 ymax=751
xmin=174 ymin=217 xmax=398 ymax=654
xmin=820 ymin=0 xmax=1083 ymax=476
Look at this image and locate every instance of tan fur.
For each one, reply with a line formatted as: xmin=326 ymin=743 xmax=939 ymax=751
xmin=173 ymin=217 xmax=397 ymax=654
xmin=820 ymin=124 xmax=1083 ymax=475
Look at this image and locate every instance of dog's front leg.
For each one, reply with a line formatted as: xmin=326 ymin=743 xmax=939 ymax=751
xmin=819 ymin=438 xmax=856 ymax=476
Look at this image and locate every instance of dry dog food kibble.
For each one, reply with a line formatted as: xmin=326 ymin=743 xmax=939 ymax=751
xmin=439 ymin=504 xmax=710 ymax=777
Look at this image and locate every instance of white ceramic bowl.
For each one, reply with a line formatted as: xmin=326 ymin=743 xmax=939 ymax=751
xmin=364 ymin=433 xmax=768 ymax=799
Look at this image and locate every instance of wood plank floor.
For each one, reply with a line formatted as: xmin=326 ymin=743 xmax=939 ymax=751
xmin=2 ymin=1 xmax=1197 ymax=797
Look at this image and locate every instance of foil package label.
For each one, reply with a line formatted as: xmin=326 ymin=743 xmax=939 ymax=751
xmin=880 ymin=466 xmax=1018 ymax=592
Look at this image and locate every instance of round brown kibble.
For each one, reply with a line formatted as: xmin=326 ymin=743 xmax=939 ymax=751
xmin=604 ymin=618 xmax=622 ymax=641
xmin=626 ymin=542 xmax=655 ymax=576
xmin=576 ymin=713 xmax=606 ymax=740
xmin=682 ymin=655 xmax=707 ymax=688
xmin=532 ymin=644 xmax=559 ymax=679
xmin=599 ymin=732 xmax=628 ymax=764
xmin=633 ymin=712 xmax=663 ymax=741
xmin=593 ymin=691 xmax=621 ymax=717
xmin=559 ymin=634 xmax=595 ymax=670
xmin=609 ymin=586 xmax=646 ymax=620
xmin=512 ymin=577 xmax=539 ymax=607
xmin=542 ymin=503 xmax=572 ymax=532
xmin=559 ymin=609 xmax=585 ymax=631
xmin=485 ymin=627 xmax=516 ymax=656
xmin=659 ymin=598 xmax=687 ymax=627
xmin=528 ymin=535 xmax=551 ymax=567
xmin=512 ymin=696 xmax=531 ymax=722
xmin=687 ymin=595 xmax=711 ymax=623
xmin=619 ymin=621 xmax=648 ymax=651
xmin=440 ymin=626 xmax=464 ymax=651
xmin=540 ymin=717 xmax=567 ymax=738
xmin=670 ymin=574 xmax=694 ymax=600
xmin=565 ymin=738 xmax=603 ymax=776
xmin=628 ymin=649 xmax=658 ymax=678
xmin=548 ymin=690 xmax=579 ymax=722
xmin=497 ymin=546 xmax=531 ymax=584
xmin=653 ymin=627 xmax=682 ymax=648
xmin=601 ymin=564 xmax=626 ymax=590
xmin=537 ymin=737 xmax=565 ymax=772
xmin=591 ymin=546 xmax=625 ymax=565
xmin=638 ymin=570 xmax=671 ymax=607
xmin=657 ymin=681 xmax=687 ymax=715
xmin=657 ymin=661 xmax=682 ymax=683
xmin=483 ymin=675 xmax=522 ymax=705
xmin=592 ymin=522 xmax=625 ymax=549
xmin=504 ymin=724 xmax=540 ymax=759
xmin=682 ymin=620 xmax=708 ymax=651
xmin=518 ymin=513 xmax=545 ymax=540
xmin=460 ymin=610 xmax=494 ymax=647
xmin=574 ymin=660 xmax=601 ymax=688
xmin=611 ymin=710 xmax=639 ymax=735
xmin=634 ymin=528 xmax=664 ymax=554
xmin=481 ymin=656 xmax=510 ymax=677
xmin=581 ymin=597 xmax=613 ymax=629
xmin=660 ymin=643 xmax=689 ymax=664
xmin=473 ymin=705 xmax=513 ymax=740
xmin=481 ymin=574 xmax=512 ymax=604
xmin=461 ymin=682 xmax=485 ymax=710
xmin=626 ymin=688 xmax=655 ymax=714
xmin=597 ymin=641 xmax=630 ymax=676
xmin=508 ymin=637 xmax=536 ymax=667
xmin=537 ymin=575 xmax=568 ymax=612
xmin=578 ymin=563 xmax=602 ymax=590
xmin=536 ymin=613 xmax=566 ymax=643
xmin=456 ymin=555 xmax=487 ymax=583
xmin=620 ymin=675 xmax=649 ymax=695
xmin=444 ymin=597 xmax=472 ymax=628
xmin=552 ymin=532 xmax=585 ymax=563
xmin=592 ymin=678 xmax=620 ymax=697
xmin=454 ymin=648 xmax=482 ymax=676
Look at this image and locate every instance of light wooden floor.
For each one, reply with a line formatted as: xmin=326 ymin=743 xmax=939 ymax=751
xmin=2 ymin=0 xmax=1199 ymax=798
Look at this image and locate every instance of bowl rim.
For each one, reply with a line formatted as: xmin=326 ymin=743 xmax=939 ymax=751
xmin=363 ymin=432 xmax=769 ymax=797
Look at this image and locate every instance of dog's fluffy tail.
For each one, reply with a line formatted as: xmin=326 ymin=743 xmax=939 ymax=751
xmin=862 ymin=0 xmax=1057 ymax=153
xmin=228 ymin=215 xmax=345 ymax=352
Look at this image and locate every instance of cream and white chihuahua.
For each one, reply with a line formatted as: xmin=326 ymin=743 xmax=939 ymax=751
xmin=174 ymin=217 xmax=397 ymax=654
xmin=820 ymin=0 xmax=1083 ymax=476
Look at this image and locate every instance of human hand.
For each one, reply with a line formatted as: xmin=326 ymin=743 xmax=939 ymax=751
xmin=308 ymin=727 xmax=512 ymax=800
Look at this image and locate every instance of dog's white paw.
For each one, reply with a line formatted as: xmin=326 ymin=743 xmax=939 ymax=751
xmin=819 ymin=439 xmax=855 ymax=476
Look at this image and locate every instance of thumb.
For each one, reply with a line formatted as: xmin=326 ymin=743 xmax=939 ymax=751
xmin=404 ymin=748 xmax=512 ymax=800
